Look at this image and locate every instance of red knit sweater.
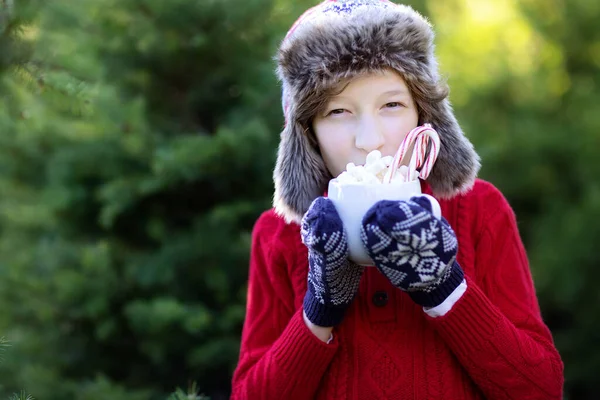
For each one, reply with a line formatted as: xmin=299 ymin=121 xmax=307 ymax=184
xmin=231 ymin=179 xmax=564 ymax=399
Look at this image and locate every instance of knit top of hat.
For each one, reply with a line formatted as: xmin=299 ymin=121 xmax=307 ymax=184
xmin=285 ymin=0 xmax=396 ymax=42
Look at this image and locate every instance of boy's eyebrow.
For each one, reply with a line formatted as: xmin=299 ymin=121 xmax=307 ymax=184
xmin=381 ymin=89 xmax=409 ymax=96
xmin=330 ymin=89 xmax=409 ymax=101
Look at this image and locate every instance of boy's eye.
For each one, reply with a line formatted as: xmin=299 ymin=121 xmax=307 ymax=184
xmin=327 ymin=109 xmax=346 ymax=116
xmin=385 ymin=102 xmax=404 ymax=108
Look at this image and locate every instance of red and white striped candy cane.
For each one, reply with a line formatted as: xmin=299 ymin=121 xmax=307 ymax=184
xmin=387 ymin=124 xmax=440 ymax=183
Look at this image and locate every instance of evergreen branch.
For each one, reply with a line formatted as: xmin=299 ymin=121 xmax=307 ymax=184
xmin=19 ymin=62 xmax=93 ymax=96
xmin=24 ymin=59 xmax=95 ymax=84
xmin=1 ymin=338 xmax=34 ymax=400
xmin=8 ymin=60 xmax=96 ymax=116
xmin=8 ymin=392 xmax=34 ymax=400
xmin=167 ymin=381 xmax=210 ymax=400
xmin=0 ymin=336 xmax=10 ymax=362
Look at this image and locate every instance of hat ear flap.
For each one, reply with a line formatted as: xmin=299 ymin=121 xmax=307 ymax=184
xmin=273 ymin=116 xmax=331 ymax=223
xmin=426 ymin=99 xmax=481 ymax=198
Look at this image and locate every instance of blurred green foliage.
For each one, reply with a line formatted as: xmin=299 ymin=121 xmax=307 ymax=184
xmin=1 ymin=337 xmax=32 ymax=400
xmin=0 ymin=0 xmax=598 ymax=399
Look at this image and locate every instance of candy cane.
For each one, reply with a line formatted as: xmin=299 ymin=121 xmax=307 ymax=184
xmin=407 ymin=125 xmax=439 ymax=181
xmin=417 ymin=129 xmax=439 ymax=180
xmin=386 ymin=124 xmax=440 ymax=183
xmin=389 ymin=125 xmax=430 ymax=180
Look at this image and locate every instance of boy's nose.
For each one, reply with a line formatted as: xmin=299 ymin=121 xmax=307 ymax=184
xmin=355 ymin=117 xmax=385 ymax=152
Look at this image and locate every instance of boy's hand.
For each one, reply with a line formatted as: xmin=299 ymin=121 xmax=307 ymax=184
xmin=301 ymin=197 xmax=364 ymax=327
xmin=360 ymin=196 xmax=464 ymax=308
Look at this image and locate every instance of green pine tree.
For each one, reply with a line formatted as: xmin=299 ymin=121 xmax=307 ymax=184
xmin=0 ymin=0 xmax=296 ymax=398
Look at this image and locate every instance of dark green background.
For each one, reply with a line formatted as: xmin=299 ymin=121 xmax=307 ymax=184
xmin=1 ymin=0 xmax=598 ymax=399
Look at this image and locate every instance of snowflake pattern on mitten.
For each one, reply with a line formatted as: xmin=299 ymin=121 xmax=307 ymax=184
xmin=361 ymin=196 xmax=464 ymax=307
xmin=301 ymin=197 xmax=364 ymax=326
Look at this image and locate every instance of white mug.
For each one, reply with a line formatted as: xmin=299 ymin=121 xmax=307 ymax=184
xmin=327 ymin=179 xmax=439 ymax=266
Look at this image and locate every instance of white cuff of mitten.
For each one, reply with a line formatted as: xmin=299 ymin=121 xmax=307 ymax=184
xmin=424 ymin=279 xmax=467 ymax=317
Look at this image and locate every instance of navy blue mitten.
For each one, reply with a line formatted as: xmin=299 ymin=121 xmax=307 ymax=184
xmin=302 ymin=197 xmax=364 ymax=327
xmin=360 ymin=195 xmax=464 ymax=308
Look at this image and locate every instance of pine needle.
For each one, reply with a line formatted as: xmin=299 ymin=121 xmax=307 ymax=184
xmin=8 ymin=392 xmax=35 ymax=400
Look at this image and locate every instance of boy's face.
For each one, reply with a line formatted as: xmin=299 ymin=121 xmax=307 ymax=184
xmin=312 ymin=69 xmax=419 ymax=178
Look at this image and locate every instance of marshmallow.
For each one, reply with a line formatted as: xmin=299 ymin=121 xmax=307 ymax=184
xmin=336 ymin=150 xmax=416 ymax=184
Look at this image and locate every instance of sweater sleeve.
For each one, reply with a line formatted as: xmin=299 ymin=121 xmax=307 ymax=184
xmin=425 ymin=189 xmax=564 ymax=399
xmin=231 ymin=211 xmax=339 ymax=400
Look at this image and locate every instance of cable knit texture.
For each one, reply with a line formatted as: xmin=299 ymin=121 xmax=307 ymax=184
xmin=231 ymin=179 xmax=564 ymax=400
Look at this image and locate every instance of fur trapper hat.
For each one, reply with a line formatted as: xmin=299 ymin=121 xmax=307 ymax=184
xmin=273 ymin=0 xmax=481 ymax=223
